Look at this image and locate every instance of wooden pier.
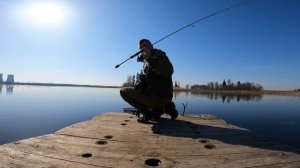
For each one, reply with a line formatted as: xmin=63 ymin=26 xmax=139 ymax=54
xmin=1 ymin=112 xmax=300 ymax=167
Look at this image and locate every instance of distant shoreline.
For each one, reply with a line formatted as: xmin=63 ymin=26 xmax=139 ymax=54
xmin=0 ymin=82 xmax=121 ymax=88
xmin=173 ymin=87 xmax=300 ymax=96
xmin=1 ymin=82 xmax=299 ymax=96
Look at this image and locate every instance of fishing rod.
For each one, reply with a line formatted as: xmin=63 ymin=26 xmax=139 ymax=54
xmin=115 ymin=0 xmax=254 ymax=69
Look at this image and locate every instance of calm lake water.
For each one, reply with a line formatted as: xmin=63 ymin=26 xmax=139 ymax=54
xmin=1 ymin=85 xmax=300 ymax=147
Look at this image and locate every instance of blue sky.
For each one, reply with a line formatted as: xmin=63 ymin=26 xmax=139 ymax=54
xmin=0 ymin=0 xmax=299 ymax=90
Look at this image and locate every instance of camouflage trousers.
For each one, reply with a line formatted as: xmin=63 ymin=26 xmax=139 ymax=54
xmin=120 ymin=87 xmax=171 ymax=110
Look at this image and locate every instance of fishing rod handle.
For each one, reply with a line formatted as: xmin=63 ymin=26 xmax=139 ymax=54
xmin=115 ymin=50 xmax=143 ymax=68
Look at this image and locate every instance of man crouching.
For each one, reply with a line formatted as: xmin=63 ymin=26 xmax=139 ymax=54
xmin=120 ymin=39 xmax=178 ymax=123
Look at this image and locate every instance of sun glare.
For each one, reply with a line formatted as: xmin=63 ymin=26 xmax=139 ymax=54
xmin=26 ymin=2 xmax=66 ymax=27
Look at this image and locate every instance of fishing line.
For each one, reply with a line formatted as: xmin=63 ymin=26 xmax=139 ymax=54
xmin=115 ymin=0 xmax=254 ymax=68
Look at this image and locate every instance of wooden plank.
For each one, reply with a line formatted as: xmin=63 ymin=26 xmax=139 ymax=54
xmin=1 ymin=112 xmax=300 ymax=168
xmin=2 ymin=134 xmax=300 ymax=168
xmin=0 ymin=147 xmax=103 ymax=168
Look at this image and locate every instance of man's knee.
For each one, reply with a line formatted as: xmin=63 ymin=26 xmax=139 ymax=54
xmin=120 ymin=88 xmax=125 ymax=98
xmin=120 ymin=87 xmax=135 ymax=99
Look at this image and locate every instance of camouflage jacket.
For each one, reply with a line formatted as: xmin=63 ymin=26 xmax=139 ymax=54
xmin=142 ymin=49 xmax=174 ymax=99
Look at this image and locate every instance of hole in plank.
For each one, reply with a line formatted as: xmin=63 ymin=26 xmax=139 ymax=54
xmin=145 ymin=158 xmax=161 ymax=166
xmin=95 ymin=140 xmax=108 ymax=145
xmin=82 ymin=153 xmax=92 ymax=158
xmin=204 ymin=144 xmax=216 ymax=149
xmin=199 ymin=139 xmax=209 ymax=143
xmin=104 ymin=135 xmax=113 ymax=139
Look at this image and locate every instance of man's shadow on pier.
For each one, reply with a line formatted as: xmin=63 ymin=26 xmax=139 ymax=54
xmin=151 ymin=116 xmax=300 ymax=154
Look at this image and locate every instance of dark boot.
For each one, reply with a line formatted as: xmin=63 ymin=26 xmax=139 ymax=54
xmin=165 ymin=102 xmax=178 ymax=120
xmin=137 ymin=110 xmax=150 ymax=123
xmin=137 ymin=108 xmax=162 ymax=123
xmin=149 ymin=108 xmax=163 ymax=122
xmin=136 ymin=109 xmax=141 ymax=118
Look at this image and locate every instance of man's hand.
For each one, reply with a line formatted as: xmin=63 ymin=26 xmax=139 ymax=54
xmin=137 ymin=54 xmax=144 ymax=62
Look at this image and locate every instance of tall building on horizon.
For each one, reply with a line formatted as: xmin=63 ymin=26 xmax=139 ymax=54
xmin=0 ymin=73 xmax=3 ymax=83
xmin=6 ymin=74 xmax=14 ymax=84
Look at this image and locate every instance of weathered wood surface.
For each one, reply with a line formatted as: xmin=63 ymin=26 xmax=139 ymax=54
xmin=1 ymin=112 xmax=300 ymax=168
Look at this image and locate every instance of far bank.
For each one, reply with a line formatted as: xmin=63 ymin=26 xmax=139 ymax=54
xmin=1 ymin=83 xmax=299 ymax=96
xmin=173 ymin=87 xmax=300 ymax=97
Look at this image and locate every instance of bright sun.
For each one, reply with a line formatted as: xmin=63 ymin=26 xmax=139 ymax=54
xmin=26 ymin=2 xmax=66 ymax=26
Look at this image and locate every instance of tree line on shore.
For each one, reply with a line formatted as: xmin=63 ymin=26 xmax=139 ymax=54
xmin=123 ymin=74 xmax=264 ymax=92
xmin=190 ymin=79 xmax=264 ymax=91
xmin=122 ymin=73 xmax=182 ymax=88
xmin=122 ymin=74 xmax=140 ymax=87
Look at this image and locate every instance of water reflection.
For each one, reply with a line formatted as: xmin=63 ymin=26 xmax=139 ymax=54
xmin=174 ymin=91 xmax=191 ymax=99
xmin=6 ymin=85 xmax=14 ymax=95
xmin=1 ymin=86 xmax=300 ymax=148
xmin=174 ymin=91 xmax=263 ymax=103
xmin=0 ymin=85 xmax=2 ymax=94
xmin=0 ymin=86 xmax=126 ymax=145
